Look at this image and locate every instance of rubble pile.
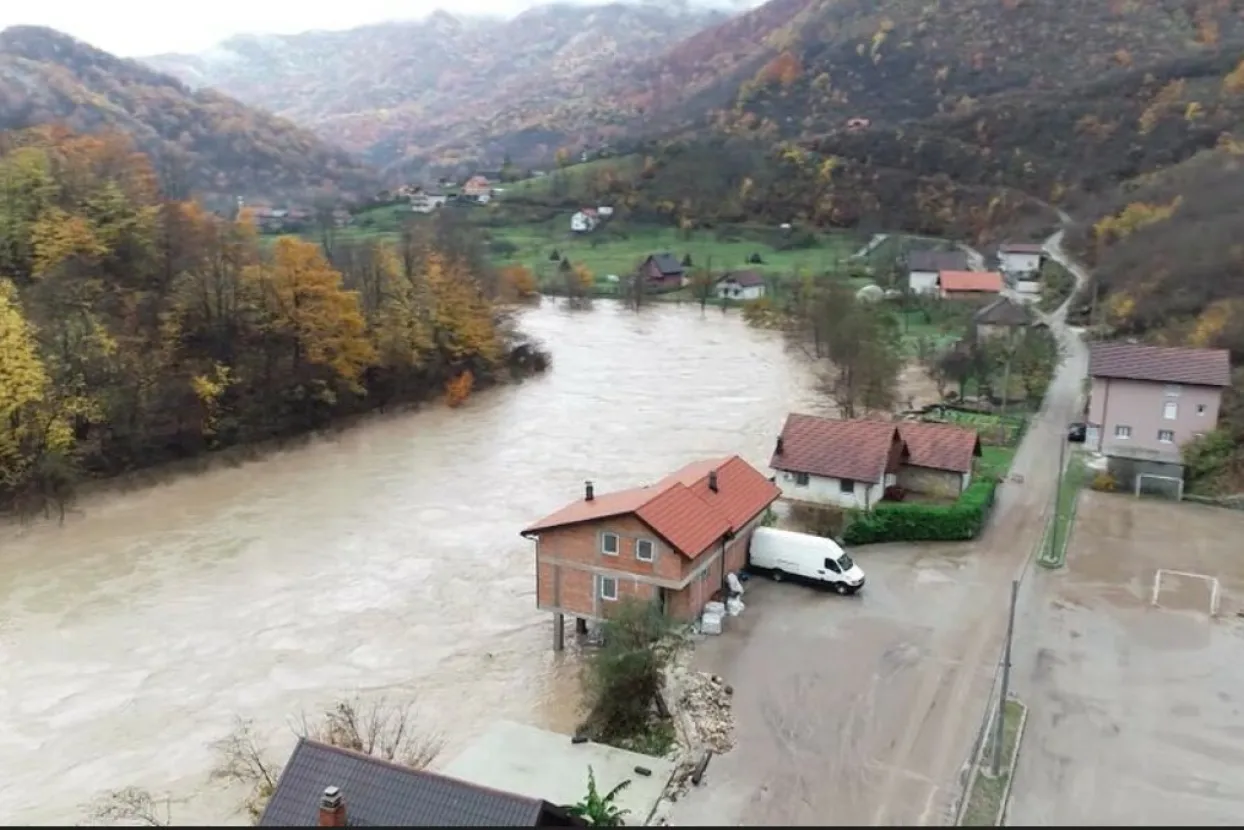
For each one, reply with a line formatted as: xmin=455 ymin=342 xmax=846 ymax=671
xmin=666 ymin=660 xmax=735 ymax=755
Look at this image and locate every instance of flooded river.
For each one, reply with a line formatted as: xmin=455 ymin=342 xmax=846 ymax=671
xmin=0 ymin=300 xmax=822 ymax=825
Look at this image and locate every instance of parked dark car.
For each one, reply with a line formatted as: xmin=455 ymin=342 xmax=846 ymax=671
xmin=1067 ymin=422 xmax=1087 ymax=443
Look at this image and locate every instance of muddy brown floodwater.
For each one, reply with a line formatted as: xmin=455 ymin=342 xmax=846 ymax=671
xmin=0 ymin=300 xmax=824 ymax=826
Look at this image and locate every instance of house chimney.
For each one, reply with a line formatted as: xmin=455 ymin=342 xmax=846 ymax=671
xmin=708 ymin=470 xmax=719 ymax=492
xmin=318 ymin=786 xmax=345 ymax=827
xmin=775 ymin=436 xmax=785 ymax=455
xmin=585 ymin=481 xmax=595 ymax=501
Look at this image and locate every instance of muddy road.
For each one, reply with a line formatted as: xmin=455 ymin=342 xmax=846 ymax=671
xmin=669 ymin=254 xmax=1090 ymax=826
xmin=0 ymin=300 xmax=825 ymax=825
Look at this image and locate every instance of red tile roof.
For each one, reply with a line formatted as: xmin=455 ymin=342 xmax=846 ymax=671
xmin=940 ymin=270 xmax=1003 ymax=293
xmin=770 ymin=414 xmax=902 ymax=484
xmin=897 ymin=421 xmax=981 ymax=474
xmin=521 ymin=456 xmax=780 ymax=558
xmin=1089 ymin=341 xmax=1231 ymax=387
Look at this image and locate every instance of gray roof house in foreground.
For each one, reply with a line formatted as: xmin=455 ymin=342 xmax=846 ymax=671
xmin=259 ymin=738 xmax=584 ymax=826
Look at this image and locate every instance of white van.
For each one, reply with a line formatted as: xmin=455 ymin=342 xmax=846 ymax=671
xmin=748 ymin=526 xmax=866 ymax=595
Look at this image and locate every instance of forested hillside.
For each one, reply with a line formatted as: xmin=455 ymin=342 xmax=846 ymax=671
xmin=140 ymin=4 xmax=726 ymax=172
xmin=0 ymin=127 xmax=543 ymax=517
xmin=0 ymin=26 xmax=378 ymax=201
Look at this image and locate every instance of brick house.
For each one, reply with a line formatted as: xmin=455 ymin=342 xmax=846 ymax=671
xmin=939 ymin=270 xmax=1004 ymax=300
xmin=769 ymin=414 xmax=980 ymax=508
xmin=260 ymin=738 xmax=582 ymax=826
xmin=638 ymin=253 xmax=685 ymax=289
xmin=521 ymin=456 xmax=780 ymax=645
xmin=1086 ymin=341 xmax=1231 ymax=489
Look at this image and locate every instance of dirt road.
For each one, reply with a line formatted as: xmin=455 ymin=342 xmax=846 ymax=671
xmin=668 ymin=235 xmax=1090 ymax=826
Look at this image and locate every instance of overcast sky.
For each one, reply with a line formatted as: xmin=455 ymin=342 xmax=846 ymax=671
xmin=0 ymin=0 xmax=757 ymax=57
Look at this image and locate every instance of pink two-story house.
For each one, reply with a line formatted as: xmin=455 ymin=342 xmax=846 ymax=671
xmin=1086 ymin=341 xmax=1231 ymax=488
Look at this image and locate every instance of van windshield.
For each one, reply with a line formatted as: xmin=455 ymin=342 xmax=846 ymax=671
xmin=837 ymin=553 xmax=855 ymax=571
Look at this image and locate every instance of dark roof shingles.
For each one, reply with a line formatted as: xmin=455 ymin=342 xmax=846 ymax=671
xmin=1088 ymin=341 xmax=1231 ymax=387
xmin=770 ymin=414 xmax=900 ymax=484
xmin=973 ymin=297 xmax=1033 ymax=326
xmin=897 ymin=422 xmax=981 ymax=474
xmin=721 ymin=270 xmax=765 ymax=287
xmin=648 ymin=253 xmax=683 ymax=275
xmin=259 ymin=739 xmax=547 ymax=827
xmin=908 ymin=250 xmax=968 ymax=272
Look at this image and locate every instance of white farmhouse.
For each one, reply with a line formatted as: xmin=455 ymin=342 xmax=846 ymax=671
xmin=769 ymin=416 xmax=902 ymax=510
xmin=716 ymin=270 xmax=766 ymax=300
xmin=906 ymin=249 xmax=969 ymax=294
xmin=769 ymin=413 xmax=980 ymax=510
xmin=570 ymin=208 xmax=599 ymax=233
xmin=997 ymin=242 xmax=1044 ymax=276
xmin=410 ymin=191 xmax=448 ymax=213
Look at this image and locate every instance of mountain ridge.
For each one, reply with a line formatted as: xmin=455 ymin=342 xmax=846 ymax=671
xmin=137 ymin=2 xmax=733 ymax=172
xmin=0 ymin=25 xmax=379 ymax=202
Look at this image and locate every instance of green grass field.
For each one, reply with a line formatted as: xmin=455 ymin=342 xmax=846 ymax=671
xmin=500 ymin=155 xmax=644 ymax=198
xmin=495 ymin=222 xmax=858 ymax=285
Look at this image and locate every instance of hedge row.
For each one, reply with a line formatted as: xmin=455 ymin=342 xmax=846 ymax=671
xmin=842 ymin=479 xmax=998 ymax=545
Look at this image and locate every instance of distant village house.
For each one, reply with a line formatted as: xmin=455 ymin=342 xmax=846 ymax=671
xmin=939 ymin=270 xmax=1003 ymax=301
xmin=411 ymin=190 xmax=448 ymax=213
xmin=462 ymin=175 xmax=493 ymax=203
xmin=639 ymin=253 xmax=686 ymax=289
xmin=716 ymin=270 xmax=766 ymax=300
xmin=973 ymin=296 xmax=1035 ymax=341
xmin=906 ymin=250 xmax=969 ymax=294
xmin=997 ymin=242 xmax=1044 ymax=276
xmin=521 ymin=456 xmax=780 ymax=647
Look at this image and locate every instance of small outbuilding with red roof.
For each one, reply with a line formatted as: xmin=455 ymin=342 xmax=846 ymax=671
xmin=521 ymin=456 xmax=780 ymax=645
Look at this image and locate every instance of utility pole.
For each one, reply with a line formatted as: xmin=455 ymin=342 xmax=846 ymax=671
xmin=991 ymin=579 xmax=1020 ymax=776
xmin=1049 ymin=437 xmax=1068 ymax=562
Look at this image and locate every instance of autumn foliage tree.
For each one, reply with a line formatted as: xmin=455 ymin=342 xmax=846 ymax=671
xmin=0 ymin=127 xmax=543 ymax=517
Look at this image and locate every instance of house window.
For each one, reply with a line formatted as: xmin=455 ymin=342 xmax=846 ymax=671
xmin=1114 ymin=425 xmax=1132 ymax=439
xmin=794 ymin=472 xmax=810 ymax=486
xmin=839 ymin=479 xmax=855 ymax=494
xmin=1164 ymin=384 xmax=1182 ymax=397
xmin=598 ymin=576 xmax=618 ymax=602
xmin=600 ymin=532 xmax=619 ymax=556
xmin=1163 ymin=401 xmax=1177 ymax=420
xmin=1158 ymin=429 xmax=1175 ymax=444
xmin=1197 ymin=404 xmax=1207 ymax=416
xmin=636 ymin=539 xmax=655 ymax=562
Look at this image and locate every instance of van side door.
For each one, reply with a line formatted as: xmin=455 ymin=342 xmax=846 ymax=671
xmin=821 ymin=557 xmax=842 ymax=582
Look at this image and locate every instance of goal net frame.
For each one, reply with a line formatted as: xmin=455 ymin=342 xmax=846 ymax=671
xmin=1135 ymin=473 xmax=1184 ymax=500
xmin=1151 ymin=568 xmax=1221 ymax=617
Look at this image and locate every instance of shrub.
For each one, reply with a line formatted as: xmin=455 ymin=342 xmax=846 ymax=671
xmin=580 ymin=600 xmax=674 ymax=753
xmin=1090 ymin=471 xmax=1117 ymax=492
xmin=842 ymin=479 xmax=998 ymax=545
